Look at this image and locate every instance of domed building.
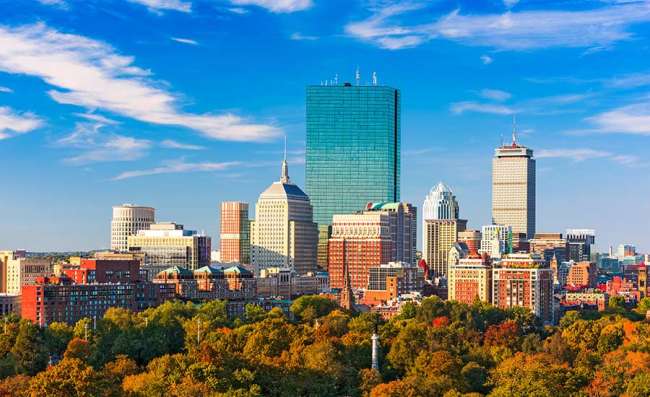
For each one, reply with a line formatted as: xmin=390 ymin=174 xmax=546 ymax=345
xmin=250 ymin=158 xmax=318 ymax=275
xmin=422 ymin=182 xmax=459 ymax=221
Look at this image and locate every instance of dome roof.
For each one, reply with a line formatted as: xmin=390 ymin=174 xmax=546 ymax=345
xmin=431 ymin=181 xmax=453 ymax=194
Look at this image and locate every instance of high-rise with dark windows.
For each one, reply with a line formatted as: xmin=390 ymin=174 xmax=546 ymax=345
xmin=306 ymin=82 xmax=401 ymax=269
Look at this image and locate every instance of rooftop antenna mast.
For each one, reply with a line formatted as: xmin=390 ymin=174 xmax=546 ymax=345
xmin=283 ymin=135 xmax=287 ymax=161
xmin=355 ymin=66 xmax=360 ymax=86
xmin=334 ymin=73 xmax=339 ymax=85
xmin=512 ymin=114 xmax=518 ymax=145
xmin=372 ymin=71 xmax=377 ymax=86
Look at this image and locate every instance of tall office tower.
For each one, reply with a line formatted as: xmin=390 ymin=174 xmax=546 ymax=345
xmin=306 ymin=82 xmax=401 ymax=268
xmin=364 ymin=202 xmax=417 ymax=265
xmin=3 ymin=254 xmax=51 ymax=294
xmin=423 ymin=219 xmax=467 ymax=278
xmin=219 ymin=202 xmax=250 ymax=263
xmin=127 ymin=222 xmax=211 ymax=270
xmin=529 ymin=233 xmax=568 ymax=264
xmin=250 ymin=159 xmax=318 ymax=275
xmin=492 ymin=253 xmax=553 ymax=324
xmin=448 ymin=255 xmax=492 ymax=305
xmin=111 ymin=204 xmax=155 ymax=252
xmin=480 ymin=224 xmax=512 ymax=259
xmin=617 ymin=244 xmax=636 ymax=259
xmin=458 ymin=230 xmax=481 ymax=255
xmin=423 ymin=182 xmax=459 ymax=220
xmin=565 ymin=229 xmax=595 ymax=262
xmin=492 ymin=131 xmax=536 ymax=239
xmin=328 ymin=202 xmax=415 ymax=289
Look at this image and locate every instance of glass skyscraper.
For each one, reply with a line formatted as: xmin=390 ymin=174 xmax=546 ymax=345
xmin=306 ymin=83 xmax=401 ymax=227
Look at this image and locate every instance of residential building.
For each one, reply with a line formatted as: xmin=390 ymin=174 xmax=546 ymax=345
xmin=529 ymin=233 xmax=568 ymax=264
xmin=448 ymin=242 xmax=469 ymax=267
xmin=566 ymin=229 xmax=595 ymax=262
xmin=0 ymin=250 xmax=26 ymax=292
xmin=564 ymin=290 xmax=608 ymax=311
xmin=492 ymin=253 xmax=553 ymax=324
xmin=0 ymin=294 xmax=20 ymax=316
xmin=367 ymin=262 xmax=424 ymax=294
xmin=566 ymin=261 xmax=598 ymax=288
xmin=458 ymin=230 xmax=481 ymax=256
xmin=480 ymin=224 xmax=511 ymax=259
xmin=423 ymin=219 xmax=467 ymax=278
xmin=5 ymin=256 xmax=51 ymax=294
xmin=256 ymin=267 xmax=329 ymax=299
xmin=127 ymin=222 xmax=211 ymax=270
xmin=491 ymin=134 xmax=536 ymax=239
xmin=250 ymin=159 xmax=318 ymax=275
xmin=219 ymin=202 xmax=250 ymax=264
xmin=448 ymin=255 xmax=492 ymax=305
xmin=110 ymin=204 xmax=155 ymax=252
xmin=63 ymin=258 xmax=141 ymax=284
xmin=328 ymin=212 xmax=392 ymax=290
xmin=328 ymin=202 xmax=416 ymax=290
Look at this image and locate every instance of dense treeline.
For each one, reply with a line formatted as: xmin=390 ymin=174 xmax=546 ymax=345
xmin=0 ymin=295 xmax=650 ymax=396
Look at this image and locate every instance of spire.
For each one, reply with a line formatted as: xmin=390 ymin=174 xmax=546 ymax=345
xmin=340 ymin=241 xmax=355 ymax=311
xmin=280 ymin=136 xmax=290 ymax=183
xmin=511 ymin=114 xmax=518 ymax=146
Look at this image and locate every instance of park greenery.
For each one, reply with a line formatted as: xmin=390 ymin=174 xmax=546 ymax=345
xmin=0 ymin=295 xmax=649 ymax=396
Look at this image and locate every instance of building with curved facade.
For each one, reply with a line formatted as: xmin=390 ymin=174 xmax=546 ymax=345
xmin=110 ymin=204 xmax=155 ymax=252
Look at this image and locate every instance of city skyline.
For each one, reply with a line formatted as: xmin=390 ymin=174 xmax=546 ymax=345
xmin=1 ymin=0 xmax=649 ymax=252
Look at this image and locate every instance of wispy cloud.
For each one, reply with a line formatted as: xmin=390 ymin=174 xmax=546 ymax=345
xmin=605 ymin=72 xmax=650 ymax=89
xmin=480 ymin=55 xmax=493 ymax=65
xmin=170 ymin=37 xmax=198 ymax=45
xmin=113 ymin=159 xmax=240 ymax=180
xmin=0 ymin=86 xmax=12 ymax=93
xmin=37 ymin=0 xmax=67 ymax=8
xmin=75 ymin=113 xmax=119 ymax=125
xmin=58 ymin=122 xmax=151 ymax=164
xmin=230 ymin=0 xmax=312 ymax=13
xmin=537 ymin=148 xmax=647 ymax=167
xmin=480 ymin=89 xmax=511 ymax=101
xmin=587 ymin=102 xmax=650 ymax=135
xmin=290 ymin=32 xmax=318 ymax=41
xmin=0 ymin=23 xmax=279 ymax=141
xmin=450 ymin=101 xmax=515 ymax=115
xmin=228 ymin=7 xmax=248 ymax=14
xmin=346 ymin=2 xmax=650 ymax=50
xmin=0 ymin=107 xmax=43 ymax=140
xmin=503 ymin=0 xmax=519 ymax=8
xmin=126 ymin=0 xmax=191 ymax=13
xmin=160 ymin=139 xmax=204 ymax=150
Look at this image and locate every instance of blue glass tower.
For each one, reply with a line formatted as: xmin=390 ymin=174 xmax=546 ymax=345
xmin=306 ymin=83 xmax=401 ymax=227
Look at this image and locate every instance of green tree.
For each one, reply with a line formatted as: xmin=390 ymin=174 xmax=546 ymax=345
xmin=290 ymin=295 xmax=338 ymax=322
xmin=43 ymin=322 xmax=73 ymax=358
xmin=11 ymin=321 xmax=48 ymax=376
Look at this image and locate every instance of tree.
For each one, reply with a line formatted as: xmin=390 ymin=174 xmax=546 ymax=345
xmin=608 ymin=296 xmax=627 ymax=313
xmin=27 ymin=358 xmax=110 ymax=396
xmin=290 ymin=295 xmax=338 ymax=322
xmin=625 ymin=372 xmax=650 ymax=397
xmin=386 ymin=322 xmax=428 ymax=373
xmin=0 ymin=374 xmax=30 ymax=397
xmin=43 ymin=322 xmax=73 ymax=358
xmin=11 ymin=321 xmax=48 ymax=376
xmin=63 ymin=338 xmax=91 ymax=361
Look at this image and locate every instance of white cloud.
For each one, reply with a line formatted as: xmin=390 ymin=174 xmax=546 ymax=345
xmin=290 ymin=32 xmax=318 ymax=41
xmin=587 ymin=102 xmax=650 ymax=135
xmin=0 ymin=106 xmax=43 ymax=140
xmin=228 ymin=7 xmax=249 ymax=14
xmin=536 ymin=148 xmax=611 ymax=161
xmin=58 ymin=122 xmax=150 ymax=164
xmin=450 ymin=101 xmax=515 ymax=115
xmin=126 ymin=0 xmax=191 ymax=13
xmin=606 ymin=72 xmax=650 ymax=88
xmin=503 ymin=0 xmax=519 ymax=8
xmin=38 ymin=0 xmax=67 ymax=7
xmin=113 ymin=159 xmax=240 ymax=180
xmin=537 ymin=147 xmax=647 ymax=167
xmin=160 ymin=139 xmax=205 ymax=150
xmin=345 ymin=2 xmax=650 ymax=50
xmin=480 ymin=55 xmax=493 ymax=64
xmin=0 ymin=23 xmax=279 ymax=141
xmin=230 ymin=0 xmax=312 ymax=13
xmin=480 ymin=89 xmax=511 ymax=101
xmin=0 ymin=86 xmax=12 ymax=93
xmin=75 ymin=112 xmax=119 ymax=125
xmin=171 ymin=37 xmax=198 ymax=45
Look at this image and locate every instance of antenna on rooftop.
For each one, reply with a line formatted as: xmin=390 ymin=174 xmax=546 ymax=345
xmin=334 ymin=74 xmax=339 ymax=85
xmin=355 ymin=66 xmax=360 ymax=86
xmin=372 ymin=71 xmax=377 ymax=86
xmin=512 ymin=114 xmax=518 ymax=145
xmin=283 ymin=135 xmax=287 ymax=161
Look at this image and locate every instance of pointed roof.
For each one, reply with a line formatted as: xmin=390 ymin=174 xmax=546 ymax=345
xmin=193 ymin=265 xmax=224 ymax=276
xmin=224 ymin=265 xmax=253 ymax=277
xmin=157 ymin=266 xmax=193 ymax=278
xmin=432 ymin=181 xmax=453 ymax=194
xmin=259 ymin=159 xmax=309 ymax=200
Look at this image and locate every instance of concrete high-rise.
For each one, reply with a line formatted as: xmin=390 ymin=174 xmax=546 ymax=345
xmin=250 ymin=159 xmax=318 ymax=275
xmin=491 ymin=131 xmax=536 ymax=239
xmin=566 ymin=229 xmax=595 ymax=262
xmin=423 ymin=219 xmax=467 ymax=278
xmin=480 ymin=224 xmax=512 ymax=259
xmin=219 ymin=202 xmax=250 ymax=263
xmin=111 ymin=204 xmax=155 ymax=252
xmin=306 ymin=82 xmax=400 ymax=269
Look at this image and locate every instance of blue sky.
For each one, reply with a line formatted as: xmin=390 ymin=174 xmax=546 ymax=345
xmin=0 ymin=0 xmax=649 ymax=252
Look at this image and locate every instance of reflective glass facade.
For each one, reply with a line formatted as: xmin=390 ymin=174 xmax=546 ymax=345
xmin=306 ymin=84 xmax=401 ymax=227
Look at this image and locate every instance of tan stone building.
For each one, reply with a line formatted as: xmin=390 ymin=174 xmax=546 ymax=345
xmin=423 ymin=219 xmax=467 ymax=278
